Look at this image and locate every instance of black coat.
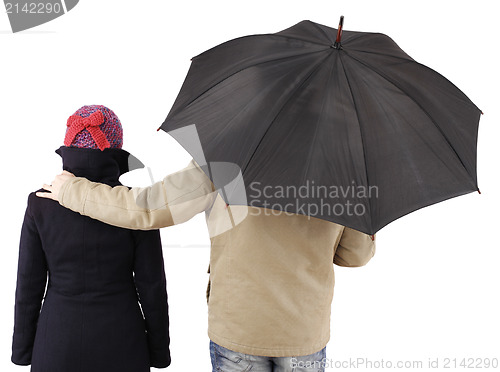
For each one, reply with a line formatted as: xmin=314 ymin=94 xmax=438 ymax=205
xmin=12 ymin=146 xmax=171 ymax=372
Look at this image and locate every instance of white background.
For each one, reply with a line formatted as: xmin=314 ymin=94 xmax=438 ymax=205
xmin=1 ymin=0 xmax=499 ymax=371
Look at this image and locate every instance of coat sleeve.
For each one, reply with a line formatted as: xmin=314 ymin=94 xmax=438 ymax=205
xmin=132 ymin=229 xmax=171 ymax=368
xmin=333 ymin=227 xmax=376 ymax=267
xmin=12 ymin=195 xmax=48 ymax=366
xmin=58 ymin=159 xmax=217 ymax=230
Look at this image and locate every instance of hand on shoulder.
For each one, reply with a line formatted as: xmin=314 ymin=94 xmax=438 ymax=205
xmin=36 ymin=171 xmax=75 ymax=201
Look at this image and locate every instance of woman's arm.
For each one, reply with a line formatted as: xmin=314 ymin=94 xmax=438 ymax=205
xmin=12 ymin=194 xmax=48 ymax=365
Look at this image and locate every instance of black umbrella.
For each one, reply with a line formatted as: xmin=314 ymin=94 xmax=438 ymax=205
xmin=160 ymin=17 xmax=481 ymax=235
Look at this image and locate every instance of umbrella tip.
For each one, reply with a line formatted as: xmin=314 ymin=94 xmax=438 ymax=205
xmin=333 ymin=15 xmax=344 ymax=49
xmin=477 ymin=188 xmax=481 ymax=194
xmin=370 ymin=234 xmax=375 ymax=241
xmin=157 ymin=127 xmax=161 ymax=132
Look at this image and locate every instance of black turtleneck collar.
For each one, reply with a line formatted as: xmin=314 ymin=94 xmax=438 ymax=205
xmin=55 ymin=146 xmax=144 ymax=187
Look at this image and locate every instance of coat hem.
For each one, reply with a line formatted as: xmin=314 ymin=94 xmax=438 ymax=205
xmin=207 ymin=330 xmax=329 ymax=357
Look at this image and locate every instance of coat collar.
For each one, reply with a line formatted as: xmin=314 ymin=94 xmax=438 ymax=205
xmin=55 ymin=146 xmax=144 ymax=186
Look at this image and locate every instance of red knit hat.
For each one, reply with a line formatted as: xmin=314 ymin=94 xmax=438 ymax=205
xmin=64 ymin=105 xmax=123 ymax=151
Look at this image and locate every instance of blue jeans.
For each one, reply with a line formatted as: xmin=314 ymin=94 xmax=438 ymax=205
xmin=210 ymin=341 xmax=326 ymax=372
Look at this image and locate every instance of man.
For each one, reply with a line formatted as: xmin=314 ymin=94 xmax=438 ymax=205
xmin=38 ymin=158 xmax=375 ymax=372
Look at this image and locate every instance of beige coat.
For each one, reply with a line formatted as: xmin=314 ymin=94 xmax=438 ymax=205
xmin=58 ymin=160 xmax=375 ymax=357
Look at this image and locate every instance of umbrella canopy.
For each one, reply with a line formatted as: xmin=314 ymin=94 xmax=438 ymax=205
xmin=160 ymin=19 xmax=481 ymax=235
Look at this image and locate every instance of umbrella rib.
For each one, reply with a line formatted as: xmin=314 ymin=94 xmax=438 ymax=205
xmin=343 ymin=47 xmax=414 ymax=62
xmin=342 ymin=33 xmax=377 ymax=44
xmin=192 ymin=33 xmax=333 ymax=61
xmin=343 ymin=51 xmax=475 ymax=182
xmin=241 ymin=51 xmax=334 ymax=176
xmin=347 ymin=49 xmax=481 ymax=113
xmin=269 ymin=32 xmax=332 ymax=47
xmin=168 ymin=49 xmax=329 ymax=120
xmin=337 ymin=52 xmax=373 ymax=231
xmin=309 ymin=21 xmax=335 ymax=45
xmin=300 ymin=53 xmax=337 ymax=187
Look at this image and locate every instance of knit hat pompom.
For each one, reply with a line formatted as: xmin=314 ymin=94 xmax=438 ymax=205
xmin=64 ymin=105 xmax=123 ymax=151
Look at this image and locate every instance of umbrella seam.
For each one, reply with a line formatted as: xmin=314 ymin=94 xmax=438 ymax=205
xmin=166 ymin=35 xmax=390 ymax=123
xmin=300 ymin=51 xmax=337 ymax=187
xmin=166 ymin=49 xmax=329 ymax=121
xmin=266 ymin=33 xmax=330 ymax=47
xmin=272 ymin=31 xmax=381 ymax=50
xmin=221 ymin=51 xmax=335 ymax=209
xmin=240 ymin=51 xmax=335 ymax=177
xmin=195 ymin=25 xmax=382 ymax=52
xmin=340 ymin=33 xmax=384 ymax=45
xmin=343 ymin=51 xmax=476 ymax=183
xmin=191 ymin=34 xmax=332 ymax=61
xmin=343 ymin=48 xmax=481 ymax=112
xmin=337 ymin=52 xmax=374 ymax=233
xmin=343 ymin=48 xmax=415 ymax=62
xmin=308 ymin=21 xmax=335 ymax=45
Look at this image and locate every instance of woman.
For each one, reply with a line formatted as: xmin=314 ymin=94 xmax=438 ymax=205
xmin=11 ymin=105 xmax=171 ymax=371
